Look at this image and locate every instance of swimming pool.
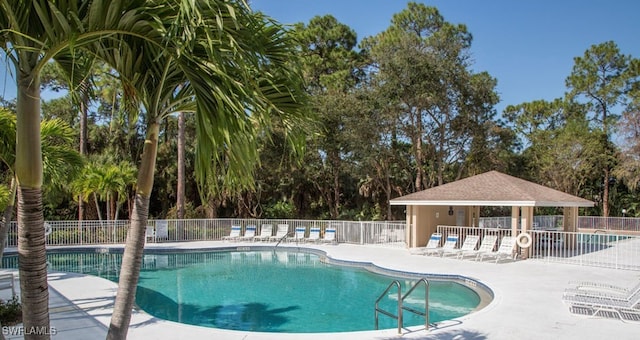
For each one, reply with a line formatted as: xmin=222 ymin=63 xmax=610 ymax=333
xmin=2 ymin=248 xmax=486 ymax=333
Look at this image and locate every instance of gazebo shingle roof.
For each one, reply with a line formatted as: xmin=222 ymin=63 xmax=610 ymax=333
xmin=389 ymin=171 xmax=594 ymax=207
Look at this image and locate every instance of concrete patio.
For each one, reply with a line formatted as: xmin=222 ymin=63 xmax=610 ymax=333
xmin=2 ymin=241 xmax=639 ymax=339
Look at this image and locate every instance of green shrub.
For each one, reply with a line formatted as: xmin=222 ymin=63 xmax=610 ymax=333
xmin=264 ymin=200 xmax=296 ymax=219
xmin=0 ymin=296 xmax=22 ymax=325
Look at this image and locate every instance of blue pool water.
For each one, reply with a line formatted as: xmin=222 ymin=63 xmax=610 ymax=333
xmin=3 ymin=249 xmax=482 ymax=333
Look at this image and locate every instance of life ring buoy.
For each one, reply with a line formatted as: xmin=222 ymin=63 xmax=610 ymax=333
xmin=516 ymin=232 xmax=532 ymax=248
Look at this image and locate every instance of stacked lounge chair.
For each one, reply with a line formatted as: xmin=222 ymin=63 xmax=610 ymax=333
xmin=562 ymin=280 xmax=640 ymax=322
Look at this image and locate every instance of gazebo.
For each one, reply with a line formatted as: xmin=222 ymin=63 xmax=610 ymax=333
xmin=389 ymin=171 xmax=594 ymax=249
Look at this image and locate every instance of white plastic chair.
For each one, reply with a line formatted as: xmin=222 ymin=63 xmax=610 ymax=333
xmin=305 ymin=227 xmax=321 ymax=243
xmin=479 ymin=236 xmax=516 ymax=263
xmin=447 ymin=234 xmax=480 ymax=259
xmin=269 ymin=224 xmax=289 ymax=242
xmin=286 ymin=226 xmax=306 ymax=242
xmin=473 ymin=235 xmax=498 ymax=261
xmin=254 ymin=224 xmax=273 ymax=242
xmin=222 ymin=225 xmax=242 ymax=241
xmin=319 ymin=228 xmax=337 ymax=244
xmin=417 ymin=233 xmax=442 ymax=255
xmin=238 ymin=225 xmax=257 ymax=241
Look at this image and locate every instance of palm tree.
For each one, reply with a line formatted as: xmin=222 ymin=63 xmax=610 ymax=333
xmin=40 ymin=58 xmax=95 ymax=221
xmin=97 ymin=2 xmax=311 ymax=338
xmin=0 ymin=108 xmax=83 ymax=263
xmin=1 ymin=1 xmax=165 ymax=337
xmin=0 ymin=108 xmax=16 ymax=261
xmin=3 ymin=2 xmax=310 ymax=338
xmin=72 ymin=157 xmax=136 ymax=224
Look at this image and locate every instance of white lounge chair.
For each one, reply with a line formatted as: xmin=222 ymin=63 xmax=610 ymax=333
xmin=269 ymin=224 xmax=290 ymax=242
xmin=563 ymin=286 xmax=640 ymax=322
xmin=415 ymin=233 xmax=442 ymax=255
xmin=238 ymin=225 xmax=257 ymax=241
xmin=478 ymin=236 xmax=517 ymax=263
xmin=564 ymin=280 xmax=640 ymax=301
xmin=304 ymin=227 xmax=321 ymax=243
xmin=436 ymin=234 xmax=459 ymax=257
xmin=286 ymin=226 xmax=307 ymax=242
xmin=319 ymin=227 xmax=336 ymax=244
xmin=0 ymin=273 xmax=15 ymax=298
xmin=222 ymin=225 xmax=242 ymax=241
xmin=448 ymin=234 xmax=480 ymax=259
xmin=254 ymin=224 xmax=273 ymax=242
xmin=473 ymin=235 xmax=498 ymax=261
xmin=145 ymin=226 xmax=156 ymax=243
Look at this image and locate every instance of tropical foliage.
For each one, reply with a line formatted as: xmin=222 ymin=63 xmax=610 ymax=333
xmin=0 ymin=3 xmax=639 ymax=337
xmin=3 ymin=2 xmax=640 ymax=226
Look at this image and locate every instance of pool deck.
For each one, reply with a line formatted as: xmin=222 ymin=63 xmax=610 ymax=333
xmin=2 ymin=241 xmax=639 ymax=339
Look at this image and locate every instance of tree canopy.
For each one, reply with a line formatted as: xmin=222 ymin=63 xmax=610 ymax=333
xmin=2 ymin=2 xmax=640 ymax=227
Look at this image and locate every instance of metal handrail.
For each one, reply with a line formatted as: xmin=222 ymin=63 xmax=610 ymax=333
xmin=374 ymin=280 xmax=402 ymax=334
xmin=402 ymin=278 xmax=430 ymax=329
xmin=274 ymin=231 xmax=294 ymax=248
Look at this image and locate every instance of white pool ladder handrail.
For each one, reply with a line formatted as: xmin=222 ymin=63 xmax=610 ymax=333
xmin=374 ymin=278 xmax=430 ymax=334
xmin=375 ymin=280 xmax=402 ymax=334
xmin=402 ymin=278 xmax=430 ymax=329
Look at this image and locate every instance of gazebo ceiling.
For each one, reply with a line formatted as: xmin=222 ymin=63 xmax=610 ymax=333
xmin=389 ymin=171 xmax=594 ymax=207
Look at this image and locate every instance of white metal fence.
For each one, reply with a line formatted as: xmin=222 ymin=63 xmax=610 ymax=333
xmin=436 ymin=225 xmax=640 ymax=271
xmin=577 ymin=216 xmax=640 ymax=232
xmin=6 ymin=219 xmax=407 ymax=248
xmin=479 ymin=215 xmax=640 ymax=232
xmin=479 ymin=215 xmax=564 ymax=229
xmin=6 ymin=217 xmax=640 ymax=271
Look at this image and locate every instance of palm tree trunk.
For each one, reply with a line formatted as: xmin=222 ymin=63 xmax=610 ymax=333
xmin=110 ymin=194 xmax=117 ymax=221
xmin=17 ymin=188 xmax=50 ymax=340
xmin=79 ymin=100 xmax=87 ymax=222
xmin=603 ymin=168 xmax=610 ymax=218
xmin=413 ymin=112 xmax=424 ymax=191
xmin=94 ymin=193 xmax=103 ymax=222
xmin=177 ymin=111 xmax=185 ymax=219
xmin=107 ymin=122 xmax=159 ymax=340
xmin=106 ymin=193 xmax=112 ymax=222
xmin=16 ymin=73 xmax=50 ymax=340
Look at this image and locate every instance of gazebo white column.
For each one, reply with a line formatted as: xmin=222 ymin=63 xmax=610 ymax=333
xmin=563 ymin=206 xmax=578 ymax=232
xmin=563 ymin=206 xmax=579 ymax=251
xmin=406 ymin=205 xmax=416 ymax=248
xmin=520 ymin=206 xmax=534 ymax=258
xmin=511 ymin=206 xmax=520 ymax=236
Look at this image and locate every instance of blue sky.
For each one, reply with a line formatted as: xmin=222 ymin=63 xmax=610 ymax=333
xmin=1 ymin=1 xmax=638 ymax=115
xmin=251 ymin=0 xmax=640 ymax=113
